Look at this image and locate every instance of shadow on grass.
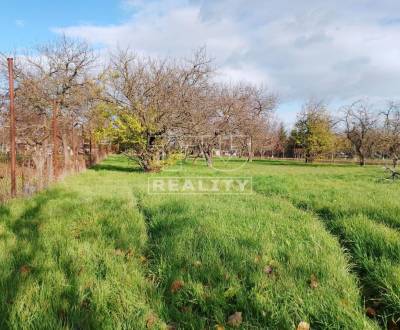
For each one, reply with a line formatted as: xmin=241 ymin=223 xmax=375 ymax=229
xmin=252 ymin=159 xmax=361 ymax=168
xmin=0 ymin=189 xmax=105 ymax=329
xmin=91 ymin=163 xmax=142 ymax=173
xmin=0 ymin=189 xmax=64 ymax=327
xmin=0 ymin=204 xmax=10 ymax=218
xmin=0 ymin=162 xmax=160 ymax=328
xmin=141 ymin=199 xmax=266 ymax=329
xmin=287 ymin=199 xmax=400 ymax=329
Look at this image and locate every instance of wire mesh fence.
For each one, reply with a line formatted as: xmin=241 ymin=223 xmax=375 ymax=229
xmin=0 ymin=127 xmax=110 ymax=202
xmin=0 ymin=58 xmax=111 ymax=202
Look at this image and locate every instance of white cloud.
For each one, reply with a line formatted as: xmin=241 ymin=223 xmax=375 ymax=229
xmin=54 ymin=0 xmax=400 ymax=120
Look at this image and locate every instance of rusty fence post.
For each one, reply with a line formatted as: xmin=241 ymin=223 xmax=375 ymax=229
xmin=7 ymin=58 xmax=17 ymax=197
xmin=72 ymin=123 xmax=77 ymax=172
xmin=52 ymin=100 xmax=60 ymax=179
xmin=89 ymin=132 xmax=92 ymax=167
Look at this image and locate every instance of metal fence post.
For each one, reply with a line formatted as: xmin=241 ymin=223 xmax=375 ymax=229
xmin=7 ymin=58 xmax=16 ymax=197
xmin=52 ymin=100 xmax=59 ymax=179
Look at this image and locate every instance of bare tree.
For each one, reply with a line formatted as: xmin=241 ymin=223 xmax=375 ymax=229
xmin=103 ymin=48 xmax=213 ymax=171
xmin=343 ymin=100 xmax=378 ymax=166
xmin=380 ymin=101 xmax=400 ymax=168
xmin=233 ymin=84 xmax=277 ymax=162
xmin=0 ymin=36 xmax=98 ymax=191
xmin=180 ymin=82 xmax=276 ymax=167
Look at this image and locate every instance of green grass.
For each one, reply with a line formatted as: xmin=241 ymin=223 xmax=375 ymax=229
xmin=251 ymin=160 xmax=400 ymax=327
xmin=1 ymin=155 xmax=399 ymax=329
xmin=0 ymin=162 xmax=165 ymax=329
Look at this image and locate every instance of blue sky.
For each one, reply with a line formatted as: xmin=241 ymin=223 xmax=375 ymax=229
xmin=1 ymin=0 xmax=400 ymax=126
xmin=0 ymin=1 xmax=129 ymax=51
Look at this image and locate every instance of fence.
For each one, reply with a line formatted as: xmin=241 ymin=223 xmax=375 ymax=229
xmin=0 ymin=141 xmax=110 ymax=203
xmin=0 ymin=59 xmax=110 ymax=203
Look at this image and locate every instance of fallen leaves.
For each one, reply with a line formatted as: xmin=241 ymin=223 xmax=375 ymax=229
xmin=365 ymin=307 xmax=376 ymax=318
xmin=227 ymin=312 xmax=242 ymax=327
xmin=170 ymin=280 xmax=184 ymax=293
xmin=297 ymin=321 xmax=310 ymax=330
xmin=146 ymin=313 xmax=157 ymax=328
xmin=215 ymin=325 xmax=225 ymax=330
xmin=309 ymin=274 xmax=318 ymax=289
xmin=19 ymin=265 xmax=31 ymax=276
xmin=263 ymin=265 xmax=273 ymax=276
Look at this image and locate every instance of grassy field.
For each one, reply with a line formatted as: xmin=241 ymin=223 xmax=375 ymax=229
xmin=0 ymin=155 xmax=398 ymax=329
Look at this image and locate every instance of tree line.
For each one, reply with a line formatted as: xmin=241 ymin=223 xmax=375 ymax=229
xmin=1 ymin=37 xmax=277 ymax=173
xmin=285 ymin=99 xmax=400 ymax=167
xmin=1 ymin=36 xmax=399 ymax=175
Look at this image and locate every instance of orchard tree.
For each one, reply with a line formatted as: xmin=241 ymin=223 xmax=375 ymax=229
xmin=177 ymin=82 xmax=221 ymax=168
xmin=1 ymin=36 xmax=97 ymax=181
xmin=380 ymin=101 xmax=400 ymax=168
xmin=233 ymin=84 xmax=277 ymax=162
xmin=293 ymin=100 xmax=334 ymax=163
xmin=101 ymin=48 xmax=212 ymax=171
xmin=343 ymin=100 xmax=378 ymax=166
xmin=274 ymin=122 xmax=288 ymax=158
xmin=177 ymin=82 xmax=276 ymax=167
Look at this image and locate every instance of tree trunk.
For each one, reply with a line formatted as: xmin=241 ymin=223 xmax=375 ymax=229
xmin=72 ymin=125 xmax=77 ymax=172
xmin=359 ymin=154 xmax=365 ymax=166
xmin=142 ymin=159 xmax=153 ymax=172
xmin=62 ymin=133 xmax=71 ymax=173
xmin=204 ymin=151 xmax=213 ymax=167
xmin=89 ymin=133 xmax=93 ymax=167
xmin=305 ymin=152 xmax=314 ymax=163
xmin=248 ymin=136 xmax=253 ymax=162
xmin=52 ymin=102 xmax=60 ymax=179
xmin=32 ymin=147 xmax=46 ymax=190
xmin=355 ymin=146 xmax=365 ymax=166
xmin=199 ymin=143 xmax=213 ymax=167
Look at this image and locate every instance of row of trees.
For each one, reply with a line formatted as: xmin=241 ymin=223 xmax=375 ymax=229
xmin=1 ymin=36 xmax=399 ymax=177
xmin=0 ymin=37 xmax=107 ymax=192
xmin=97 ymin=48 xmax=277 ymax=170
xmin=0 ymin=37 xmax=278 ymax=174
xmin=285 ymin=100 xmax=400 ymax=167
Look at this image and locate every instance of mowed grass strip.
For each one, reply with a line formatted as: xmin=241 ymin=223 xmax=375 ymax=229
xmin=0 ymin=161 xmax=165 ymax=329
xmin=252 ymin=160 xmax=400 ymax=326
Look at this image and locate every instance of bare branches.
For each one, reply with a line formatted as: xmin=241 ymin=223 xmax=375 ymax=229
xmin=100 ymin=47 xmax=278 ymax=170
xmin=380 ymin=101 xmax=400 ymax=167
xmin=22 ymin=36 xmax=96 ymax=106
xmin=342 ymin=100 xmax=378 ymax=166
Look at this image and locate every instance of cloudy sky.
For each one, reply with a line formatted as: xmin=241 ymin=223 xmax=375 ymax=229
xmin=1 ymin=0 xmax=400 ymax=124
